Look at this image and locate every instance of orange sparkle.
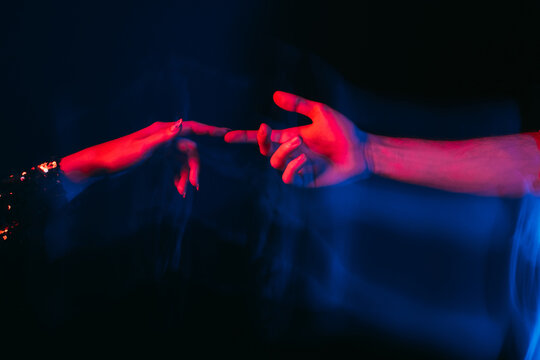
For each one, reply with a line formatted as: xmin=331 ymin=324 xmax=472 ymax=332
xmin=37 ymin=161 xmax=57 ymax=173
xmin=2 ymin=235 xmax=7 ymax=241
xmin=7 ymin=205 xmax=11 ymax=210
xmin=0 ymin=228 xmax=8 ymax=235
xmin=21 ymin=171 xmax=27 ymax=176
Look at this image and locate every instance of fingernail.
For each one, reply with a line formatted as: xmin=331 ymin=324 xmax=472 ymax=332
xmin=182 ymin=192 xmax=186 ymax=198
xmin=170 ymin=119 xmax=183 ymax=132
xmin=196 ymin=184 xmax=199 ymax=191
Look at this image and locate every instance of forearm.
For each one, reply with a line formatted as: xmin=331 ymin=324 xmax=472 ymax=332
xmin=364 ymin=132 xmax=540 ymax=197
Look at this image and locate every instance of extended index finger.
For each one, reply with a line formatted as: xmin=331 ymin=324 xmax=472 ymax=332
xmin=224 ymin=128 xmax=300 ymax=144
xmin=224 ymin=130 xmax=258 ymax=143
xmin=181 ymin=121 xmax=231 ymax=137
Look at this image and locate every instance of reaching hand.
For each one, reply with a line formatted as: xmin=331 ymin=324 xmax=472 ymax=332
xmin=225 ymin=91 xmax=369 ymax=187
xmin=60 ymin=120 xmax=229 ymax=195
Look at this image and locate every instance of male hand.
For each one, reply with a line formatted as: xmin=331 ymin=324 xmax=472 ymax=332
xmin=225 ymin=91 xmax=369 ymax=187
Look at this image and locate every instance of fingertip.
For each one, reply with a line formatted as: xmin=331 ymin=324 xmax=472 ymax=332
xmin=213 ymin=127 xmax=232 ymax=137
xmin=272 ymin=91 xmax=285 ymax=107
xmin=282 ymin=153 xmax=307 ymax=185
xmin=189 ymin=174 xmax=198 ymax=188
xmin=259 ymin=124 xmax=271 ymax=138
xmin=272 ymin=90 xmax=302 ymax=113
xmin=224 ymin=132 xmax=235 ymax=143
xmin=269 ymin=155 xmax=280 ymax=170
xmin=174 ymin=179 xmax=185 ymax=197
xmin=258 ymin=122 xmax=271 ymax=133
xmin=282 ymin=172 xmax=293 ymax=185
xmin=273 ymin=91 xmax=287 ymax=104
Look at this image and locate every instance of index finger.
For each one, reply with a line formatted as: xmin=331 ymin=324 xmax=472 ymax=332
xmin=181 ymin=121 xmax=231 ymax=137
xmin=224 ymin=130 xmax=257 ymax=143
xmin=224 ymin=128 xmax=299 ymax=144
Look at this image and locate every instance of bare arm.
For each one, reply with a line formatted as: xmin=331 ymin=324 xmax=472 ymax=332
xmin=366 ymin=132 xmax=540 ymax=197
xmin=228 ymin=91 xmax=540 ymax=197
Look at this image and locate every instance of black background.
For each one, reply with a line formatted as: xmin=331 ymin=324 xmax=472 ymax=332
xmin=1 ymin=0 xmax=539 ymax=357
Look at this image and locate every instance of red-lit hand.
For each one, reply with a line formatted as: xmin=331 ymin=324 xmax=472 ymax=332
xmin=60 ymin=120 xmax=229 ymax=195
xmin=225 ymin=91 xmax=369 ymax=187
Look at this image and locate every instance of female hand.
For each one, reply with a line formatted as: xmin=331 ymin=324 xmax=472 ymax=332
xmin=225 ymin=91 xmax=370 ymax=187
xmin=60 ymin=120 xmax=230 ymax=195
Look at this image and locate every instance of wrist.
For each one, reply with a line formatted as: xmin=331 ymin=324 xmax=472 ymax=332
xmin=59 ymin=150 xmax=99 ymax=183
xmin=363 ymin=133 xmax=377 ymax=176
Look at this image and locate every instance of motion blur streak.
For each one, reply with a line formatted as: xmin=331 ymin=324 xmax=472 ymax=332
xmin=511 ymin=194 xmax=540 ymax=360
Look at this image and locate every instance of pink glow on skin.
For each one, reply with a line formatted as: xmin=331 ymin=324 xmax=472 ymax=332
xmin=174 ymin=138 xmax=200 ymax=197
xmin=226 ymin=90 xmax=540 ymax=197
xmin=366 ymin=132 xmax=540 ymax=197
xmin=225 ymin=91 xmax=367 ymax=187
xmin=59 ymin=119 xmax=229 ymax=196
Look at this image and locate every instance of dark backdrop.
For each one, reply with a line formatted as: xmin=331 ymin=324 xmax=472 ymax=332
xmin=1 ymin=1 xmax=539 ymax=358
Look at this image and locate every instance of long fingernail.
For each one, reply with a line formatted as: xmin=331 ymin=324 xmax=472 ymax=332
xmin=170 ymin=118 xmax=183 ymax=132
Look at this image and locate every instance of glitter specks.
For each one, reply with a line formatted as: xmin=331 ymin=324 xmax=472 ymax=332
xmin=38 ymin=161 xmax=57 ymax=173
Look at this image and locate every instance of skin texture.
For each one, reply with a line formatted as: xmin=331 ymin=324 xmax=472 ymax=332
xmin=366 ymin=132 xmax=540 ymax=197
xmin=225 ymin=91 xmax=368 ymax=187
xmin=60 ymin=119 xmax=230 ymax=196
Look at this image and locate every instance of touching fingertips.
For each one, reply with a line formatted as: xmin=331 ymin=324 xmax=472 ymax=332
xmin=224 ymin=132 xmax=234 ymax=143
xmin=214 ymin=127 xmax=230 ymax=136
